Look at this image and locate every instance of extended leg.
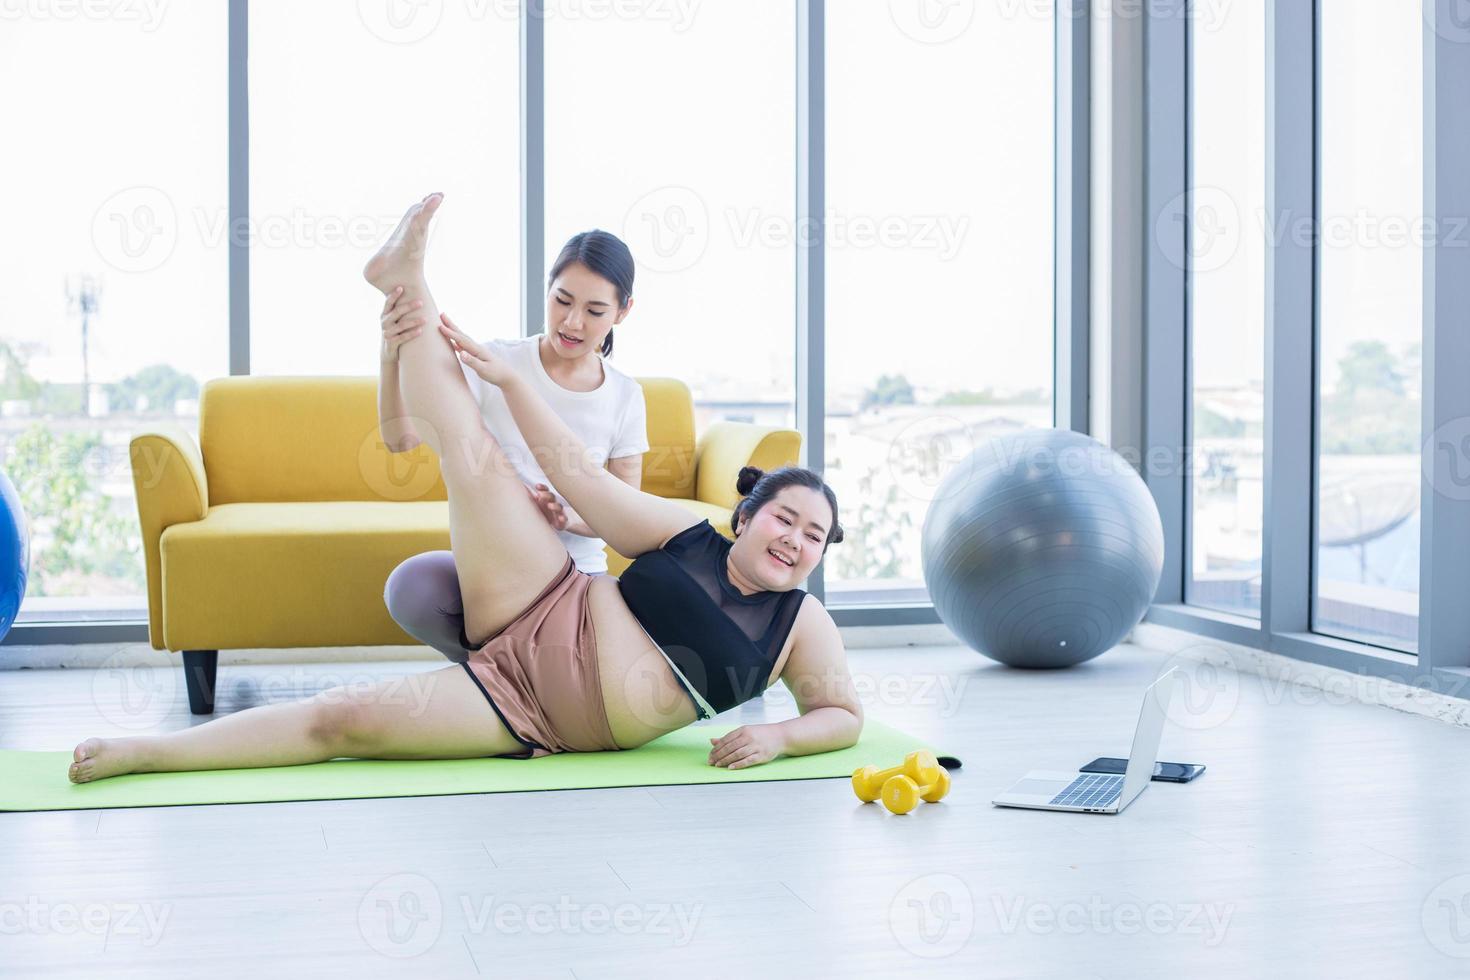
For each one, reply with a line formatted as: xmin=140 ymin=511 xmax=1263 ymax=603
xmin=68 ymin=666 xmax=524 ymax=783
xmin=364 ymin=195 xmax=569 ymax=645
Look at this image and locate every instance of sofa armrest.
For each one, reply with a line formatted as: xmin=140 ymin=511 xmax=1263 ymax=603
xmin=130 ymin=426 xmax=208 ymax=650
xmin=693 ymin=421 xmax=802 ymax=509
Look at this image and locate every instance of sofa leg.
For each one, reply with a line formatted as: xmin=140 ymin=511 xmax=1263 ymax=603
xmin=182 ymin=650 xmax=218 ymax=715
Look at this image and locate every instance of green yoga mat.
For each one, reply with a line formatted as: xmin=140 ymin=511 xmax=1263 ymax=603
xmin=1 ymin=720 xmax=944 ymax=812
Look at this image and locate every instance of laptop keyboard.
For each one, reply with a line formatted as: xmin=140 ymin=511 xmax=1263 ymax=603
xmin=1050 ymin=772 xmax=1124 ymax=808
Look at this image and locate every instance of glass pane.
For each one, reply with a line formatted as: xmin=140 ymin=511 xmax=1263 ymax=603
xmin=249 ymin=3 xmax=520 ymax=376
xmin=545 ymin=2 xmax=795 ymax=438
xmin=1187 ymin=0 xmax=1266 ymax=617
xmin=0 ymin=11 xmax=228 ymax=624
xmin=1315 ymin=0 xmax=1422 ymax=652
xmin=824 ymin=5 xmax=1053 ymax=604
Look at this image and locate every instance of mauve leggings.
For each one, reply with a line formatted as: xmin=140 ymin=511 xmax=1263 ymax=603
xmin=383 ymin=550 xmax=603 ymax=662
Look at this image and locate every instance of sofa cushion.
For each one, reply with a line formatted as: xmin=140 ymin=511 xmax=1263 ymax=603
xmin=160 ymin=501 xmax=452 ymax=649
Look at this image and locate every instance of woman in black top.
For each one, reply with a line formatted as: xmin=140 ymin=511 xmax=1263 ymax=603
xmin=68 ymin=195 xmax=862 ymax=784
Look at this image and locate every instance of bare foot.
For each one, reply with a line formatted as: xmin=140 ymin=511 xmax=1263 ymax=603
xmin=69 ymin=737 xmax=145 ymax=784
xmin=364 ymin=193 xmax=443 ymax=293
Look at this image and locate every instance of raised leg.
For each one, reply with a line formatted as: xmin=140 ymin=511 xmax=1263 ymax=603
xmin=364 ymin=195 xmax=569 ymax=646
xmin=182 ymin=650 xmax=217 ymax=715
xmin=68 ymin=665 xmax=525 ymax=783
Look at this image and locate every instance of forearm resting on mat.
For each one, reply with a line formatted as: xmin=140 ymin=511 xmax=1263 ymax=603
xmin=776 ymin=706 xmax=862 ymax=758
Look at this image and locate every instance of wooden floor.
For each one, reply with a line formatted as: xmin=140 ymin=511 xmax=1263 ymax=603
xmin=3 ymin=641 xmax=1470 ymax=978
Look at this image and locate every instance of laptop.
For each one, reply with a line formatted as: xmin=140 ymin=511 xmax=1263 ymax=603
xmin=992 ymin=668 xmax=1183 ymax=815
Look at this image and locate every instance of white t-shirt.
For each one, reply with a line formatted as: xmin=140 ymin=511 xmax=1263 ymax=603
xmin=461 ymin=334 xmax=649 ymax=574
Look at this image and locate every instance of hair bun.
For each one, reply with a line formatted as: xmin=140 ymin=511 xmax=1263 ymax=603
xmin=735 ymin=465 xmax=764 ymax=496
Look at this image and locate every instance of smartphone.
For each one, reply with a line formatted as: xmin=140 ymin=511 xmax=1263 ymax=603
xmin=1080 ymin=757 xmax=1205 ymax=783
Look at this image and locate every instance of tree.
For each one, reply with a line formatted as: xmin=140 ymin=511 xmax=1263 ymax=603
xmin=860 ymin=374 xmax=915 ymax=411
xmin=1321 ymin=340 xmax=1418 ymax=454
xmin=0 ymin=339 xmax=43 ymax=403
xmin=107 ymin=364 xmax=200 ymax=415
xmin=9 ymin=424 xmax=143 ymax=596
xmin=1335 ymin=340 xmax=1404 ymax=397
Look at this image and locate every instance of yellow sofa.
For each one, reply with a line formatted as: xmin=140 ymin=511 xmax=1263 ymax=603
xmin=129 ymin=375 xmax=801 ymax=713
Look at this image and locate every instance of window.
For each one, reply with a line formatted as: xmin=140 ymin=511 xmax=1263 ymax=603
xmin=824 ymin=3 xmax=1054 ymax=603
xmin=1 ymin=9 xmax=228 ymax=622
xmin=1187 ymin=0 xmax=1266 ymax=617
xmin=248 ymin=2 xmax=520 ymax=376
xmin=1314 ymin=0 xmax=1422 ymax=652
xmin=545 ymin=1 xmax=796 ymax=438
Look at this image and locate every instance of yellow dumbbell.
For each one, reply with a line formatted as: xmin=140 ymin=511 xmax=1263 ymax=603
xmin=852 ymin=751 xmax=943 ymax=803
xmin=880 ymin=767 xmax=951 ymax=815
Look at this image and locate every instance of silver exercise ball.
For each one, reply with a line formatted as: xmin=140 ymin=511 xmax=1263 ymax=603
xmin=920 ymin=428 xmax=1164 ymax=668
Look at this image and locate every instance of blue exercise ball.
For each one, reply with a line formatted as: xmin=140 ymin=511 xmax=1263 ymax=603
xmin=920 ymin=428 xmax=1164 ymax=668
xmin=0 ymin=469 xmax=30 ymax=642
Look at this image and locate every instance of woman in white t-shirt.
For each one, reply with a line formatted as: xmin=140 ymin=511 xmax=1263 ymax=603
xmin=377 ymin=230 xmax=649 ymax=663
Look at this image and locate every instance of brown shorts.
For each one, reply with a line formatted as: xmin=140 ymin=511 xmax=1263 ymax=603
xmin=459 ymin=554 xmax=620 ymax=759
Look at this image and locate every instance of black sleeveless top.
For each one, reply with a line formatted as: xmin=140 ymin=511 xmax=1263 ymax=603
xmin=617 ymin=520 xmax=806 ymax=716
